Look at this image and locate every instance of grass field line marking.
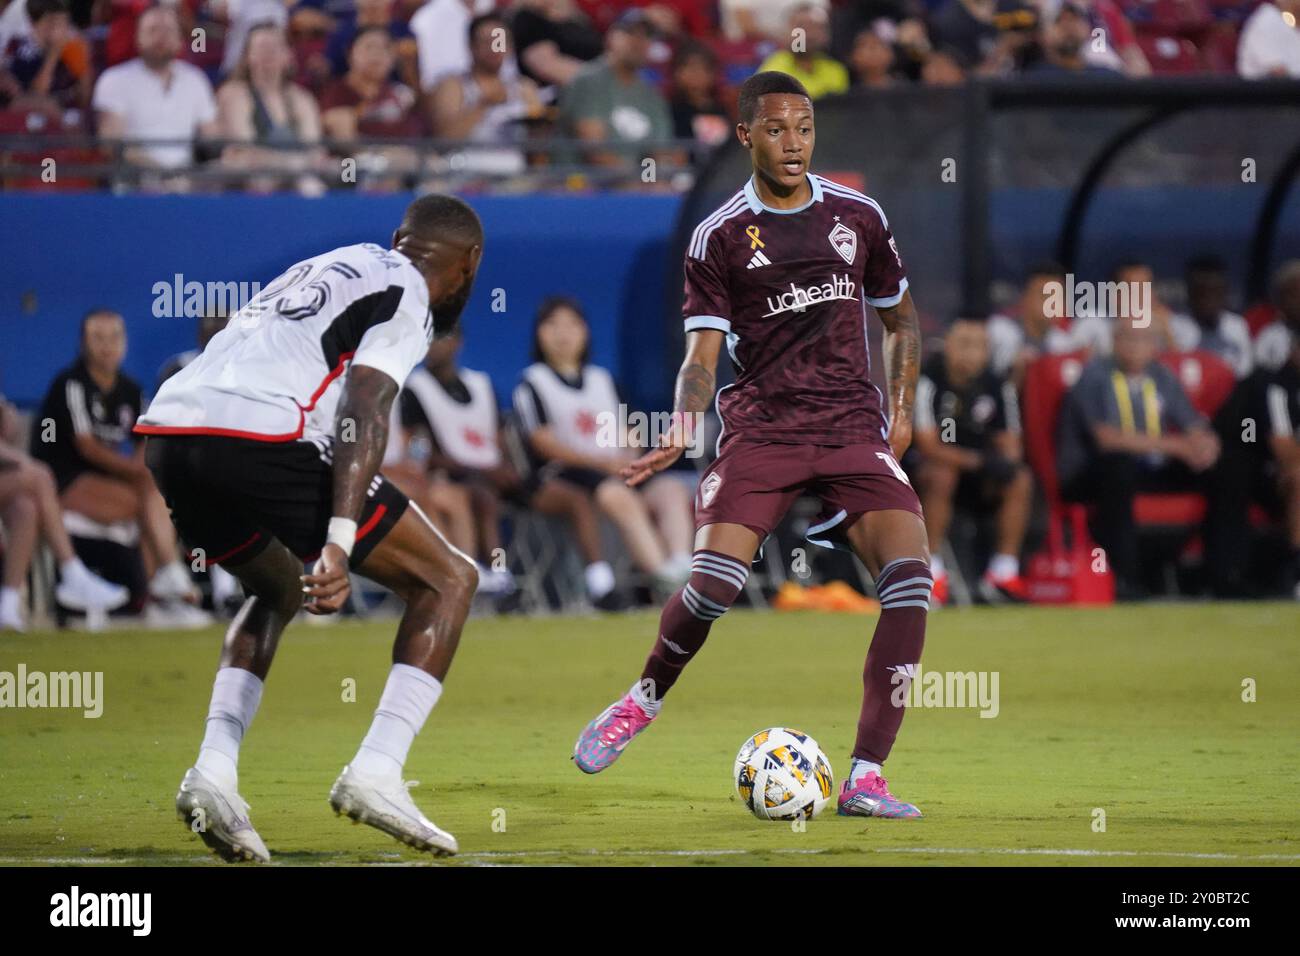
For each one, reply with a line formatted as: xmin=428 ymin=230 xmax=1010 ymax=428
xmin=3 ymin=847 xmax=1297 ymax=866
xmin=455 ymin=847 xmax=1300 ymax=862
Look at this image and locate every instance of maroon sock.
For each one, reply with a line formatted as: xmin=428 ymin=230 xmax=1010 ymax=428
xmin=853 ymin=558 xmax=933 ymax=763
xmin=639 ymin=550 xmax=749 ymax=702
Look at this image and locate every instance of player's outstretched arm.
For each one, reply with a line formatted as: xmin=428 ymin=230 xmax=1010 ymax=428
xmin=621 ymin=329 xmax=723 ymax=487
xmin=877 ymin=289 xmax=922 ymax=461
xmin=302 ymin=364 xmax=399 ymax=614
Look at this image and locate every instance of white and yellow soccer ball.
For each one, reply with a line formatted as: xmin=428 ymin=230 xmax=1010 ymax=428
xmin=733 ymin=728 xmax=834 ymax=821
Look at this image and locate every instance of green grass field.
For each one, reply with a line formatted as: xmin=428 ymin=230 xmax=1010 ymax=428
xmin=1 ymin=603 xmax=1297 ymax=866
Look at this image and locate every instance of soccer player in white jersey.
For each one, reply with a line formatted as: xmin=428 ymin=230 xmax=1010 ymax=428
xmin=136 ymin=195 xmax=483 ymax=861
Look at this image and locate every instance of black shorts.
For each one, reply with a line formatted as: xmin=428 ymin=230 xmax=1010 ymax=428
xmin=537 ymin=462 xmax=612 ymax=494
xmin=144 ymin=435 xmax=408 ymax=569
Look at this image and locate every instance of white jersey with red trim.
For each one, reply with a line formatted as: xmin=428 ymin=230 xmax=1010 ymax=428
xmin=137 ymin=243 xmax=433 ymax=443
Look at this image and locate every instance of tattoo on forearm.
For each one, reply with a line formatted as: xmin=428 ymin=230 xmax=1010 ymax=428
xmin=333 ymin=367 xmax=396 ymax=522
xmin=675 ymin=361 xmax=715 ymax=415
xmin=885 ymin=305 xmax=920 ymax=423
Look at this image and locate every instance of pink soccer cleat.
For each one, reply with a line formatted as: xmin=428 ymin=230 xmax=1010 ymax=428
xmin=572 ymin=690 xmax=656 ymax=774
xmin=837 ymin=771 xmax=922 ymax=818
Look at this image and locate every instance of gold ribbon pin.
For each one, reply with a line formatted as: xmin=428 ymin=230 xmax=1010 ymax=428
xmin=745 ymin=225 xmax=764 ymax=250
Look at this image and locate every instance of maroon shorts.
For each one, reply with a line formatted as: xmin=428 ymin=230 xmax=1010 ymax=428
xmin=693 ymin=439 xmax=922 ymax=551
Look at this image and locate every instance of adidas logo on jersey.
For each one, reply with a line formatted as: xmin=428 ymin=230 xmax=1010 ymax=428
xmin=747 ymin=250 xmax=771 ymax=269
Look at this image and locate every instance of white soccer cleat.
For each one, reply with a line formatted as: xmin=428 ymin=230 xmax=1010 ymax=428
xmin=55 ymin=569 xmax=129 ymax=613
xmin=175 ymin=767 xmax=271 ymax=863
xmin=150 ymin=562 xmax=200 ymax=604
xmin=329 ymin=765 xmax=458 ymax=856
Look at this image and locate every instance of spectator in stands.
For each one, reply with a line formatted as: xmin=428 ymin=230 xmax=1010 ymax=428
xmin=987 ymin=262 xmax=1077 ymax=386
xmin=1170 ymin=256 xmax=1253 ymax=378
xmin=1238 ymin=0 xmax=1300 ymax=78
xmin=1023 ymin=1 xmax=1123 ymax=79
xmin=388 ymin=328 xmax=624 ymax=608
xmin=30 ymin=309 xmax=208 ymax=623
xmin=577 ymin=1 xmax=711 ymax=39
xmin=513 ymin=296 xmax=694 ymax=596
xmin=1256 ymin=260 xmax=1300 ymax=372
xmin=510 ymin=0 xmax=604 ymax=91
xmin=327 ymin=0 xmax=418 ymax=88
xmin=92 ymin=5 xmax=218 ymax=173
xmin=927 ymin=0 xmax=1002 ymax=73
xmin=429 ymin=13 xmax=541 ymax=145
xmin=557 ymin=10 xmax=676 ymax=168
xmin=721 ymin=0 xmax=829 ymax=42
xmin=320 ymin=24 xmax=426 ymax=178
xmin=410 ymin=0 xmax=497 ymax=93
xmin=849 ymin=24 xmax=897 ymax=89
xmin=1071 ymin=260 xmax=1180 ymax=356
xmin=0 ymin=0 xmax=90 ymax=113
xmin=920 ymin=44 xmax=967 ymax=85
xmin=1057 ymin=319 xmax=1220 ymax=597
xmin=1205 ymin=334 xmax=1300 ymax=598
xmin=668 ymin=40 xmax=731 ymax=146
xmin=213 ymin=0 xmax=290 ymax=78
xmin=0 ymin=0 xmax=34 ymax=52
xmin=321 ymin=25 xmax=423 ymax=138
xmin=892 ymin=16 xmax=935 ymax=82
xmin=911 ymin=318 xmax=1031 ymax=604
xmin=0 ymin=396 xmax=129 ymax=631
xmin=756 ymin=2 xmax=849 ymax=99
xmin=1076 ymin=0 xmax=1150 ymax=77
xmin=216 ymin=22 xmax=326 ymax=195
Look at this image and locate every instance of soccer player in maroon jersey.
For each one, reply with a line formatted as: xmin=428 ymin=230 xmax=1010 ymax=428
xmin=571 ymin=71 xmax=929 ymax=818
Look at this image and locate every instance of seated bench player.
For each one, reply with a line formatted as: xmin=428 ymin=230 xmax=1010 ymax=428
xmin=911 ymin=317 xmax=1031 ymax=603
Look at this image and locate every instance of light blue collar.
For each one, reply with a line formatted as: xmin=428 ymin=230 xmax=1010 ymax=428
xmin=743 ymin=173 xmax=823 ymax=214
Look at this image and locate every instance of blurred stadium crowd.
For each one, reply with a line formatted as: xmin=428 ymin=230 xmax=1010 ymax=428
xmin=2 ymin=253 xmax=1299 ymax=632
xmin=1 ymin=0 xmax=1298 ymax=192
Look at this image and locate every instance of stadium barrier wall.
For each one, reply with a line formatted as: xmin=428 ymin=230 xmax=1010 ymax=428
xmin=0 ymin=193 xmax=680 ymax=411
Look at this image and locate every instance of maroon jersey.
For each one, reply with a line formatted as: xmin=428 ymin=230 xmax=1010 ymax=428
xmin=683 ymin=173 xmax=908 ymax=447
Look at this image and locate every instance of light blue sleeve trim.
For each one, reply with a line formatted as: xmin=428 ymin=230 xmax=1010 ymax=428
xmin=864 ymin=277 xmax=910 ymax=309
xmin=685 ymin=315 xmax=731 ymax=333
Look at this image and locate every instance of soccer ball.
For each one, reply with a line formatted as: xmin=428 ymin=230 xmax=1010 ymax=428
xmin=733 ymin=728 xmax=834 ymax=821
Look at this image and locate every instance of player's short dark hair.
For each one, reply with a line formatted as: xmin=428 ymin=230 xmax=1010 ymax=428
xmin=531 ymin=295 xmax=590 ymax=366
xmin=737 ymin=71 xmax=811 ymax=126
xmin=400 ymin=193 xmax=483 ymax=247
xmin=468 ymin=11 xmax=506 ymax=42
xmin=26 ymin=0 xmax=69 ymax=22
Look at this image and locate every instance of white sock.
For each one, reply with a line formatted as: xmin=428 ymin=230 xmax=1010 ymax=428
xmin=930 ymin=554 xmax=946 ymax=577
xmin=988 ymin=553 xmax=1019 ymax=580
xmin=849 ymin=758 xmax=882 ymax=786
xmin=351 ymin=664 xmax=443 ymax=784
xmin=0 ymin=587 xmax=21 ymax=621
xmin=584 ymin=561 xmax=615 ymax=599
xmin=194 ymin=667 xmax=264 ymax=792
xmin=59 ymin=556 xmax=89 ymax=583
xmin=629 ymin=678 xmax=662 ymax=717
